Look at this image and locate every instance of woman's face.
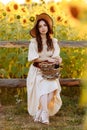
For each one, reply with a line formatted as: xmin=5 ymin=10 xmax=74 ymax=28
xmin=38 ymin=20 xmax=48 ymax=35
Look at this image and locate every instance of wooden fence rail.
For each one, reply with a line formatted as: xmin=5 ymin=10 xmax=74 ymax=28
xmin=0 ymin=41 xmax=87 ymax=48
xmin=0 ymin=78 xmax=81 ymax=88
xmin=0 ymin=41 xmax=87 ymax=88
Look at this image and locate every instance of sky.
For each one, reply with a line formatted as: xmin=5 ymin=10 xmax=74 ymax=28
xmin=0 ymin=0 xmax=62 ymax=4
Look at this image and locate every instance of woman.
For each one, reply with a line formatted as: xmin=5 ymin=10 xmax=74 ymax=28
xmin=27 ymin=13 xmax=62 ymax=125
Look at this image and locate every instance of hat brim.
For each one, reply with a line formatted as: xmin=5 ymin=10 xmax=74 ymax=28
xmin=30 ymin=13 xmax=53 ymax=37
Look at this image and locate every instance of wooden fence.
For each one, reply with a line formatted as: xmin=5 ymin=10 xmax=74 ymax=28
xmin=0 ymin=41 xmax=87 ymax=88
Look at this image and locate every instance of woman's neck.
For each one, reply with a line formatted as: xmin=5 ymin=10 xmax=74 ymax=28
xmin=41 ymin=34 xmax=46 ymax=40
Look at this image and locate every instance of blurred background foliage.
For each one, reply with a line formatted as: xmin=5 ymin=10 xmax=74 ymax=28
xmin=0 ymin=47 xmax=87 ymax=79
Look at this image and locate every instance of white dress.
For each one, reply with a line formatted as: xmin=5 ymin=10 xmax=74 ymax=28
xmin=27 ymin=38 xmax=62 ymax=117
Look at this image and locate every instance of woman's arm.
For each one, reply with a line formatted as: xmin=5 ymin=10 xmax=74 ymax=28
xmin=33 ymin=57 xmax=49 ymax=63
xmin=34 ymin=57 xmax=62 ymax=64
xmin=33 ymin=57 xmax=58 ymax=63
xmin=52 ymin=57 xmax=62 ymax=64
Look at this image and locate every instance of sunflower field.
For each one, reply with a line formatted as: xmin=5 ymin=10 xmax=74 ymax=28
xmin=0 ymin=0 xmax=87 ymax=78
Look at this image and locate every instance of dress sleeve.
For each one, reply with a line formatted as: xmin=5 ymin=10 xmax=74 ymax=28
xmin=52 ymin=38 xmax=60 ymax=58
xmin=28 ymin=39 xmax=39 ymax=62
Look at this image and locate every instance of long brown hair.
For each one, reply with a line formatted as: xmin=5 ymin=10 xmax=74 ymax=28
xmin=35 ymin=19 xmax=54 ymax=52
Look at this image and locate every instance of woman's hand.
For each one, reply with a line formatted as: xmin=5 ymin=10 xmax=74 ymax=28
xmin=47 ymin=57 xmax=56 ymax=63
xmin=55 ymin=57 xmax=62 ymax=64
xmin=48 ymin=57 xmax=62 ymax=64
xmin=34 ymin=57 xmax=62 ymax=64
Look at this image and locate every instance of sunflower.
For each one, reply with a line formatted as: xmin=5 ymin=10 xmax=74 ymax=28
xmin=0 ymin=14 xmax=4 ymax=21
xmin=16 ymin=15 xmax=21 ymax=19
xmin=5 ymin=4 xmax=12 ymax=14
xmin=56 ymin=16 xmax=63 ymax=22
xmin=7 ymin=15 xmax=15 ymax=23
xmin=20 ymin=16 xmax=29 ymax=27
xmin=28 ymin=13 xmax=37 ymax=27
xmin=29 ymin=16 xmax=35 ymax=22
xmin=47 ymin=2 xmax=58 ymax=15
xmin=64 ymin=1 xmax=87 ymax=25
xmin=2 ymin=12 xmax=7 ymax=17
xmin=25 ymin=0 xmax=32 ymax=5
xmin=8 ymin=1 xmax=20 ymax=15
xmin=69 ymin=5 xmax=80 ymax=19
xmin=20 ymin=6 xmax=29 ymax=16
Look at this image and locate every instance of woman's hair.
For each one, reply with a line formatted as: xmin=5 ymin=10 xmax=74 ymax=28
xmin=35 ymin=19 xmax=54 ymax=52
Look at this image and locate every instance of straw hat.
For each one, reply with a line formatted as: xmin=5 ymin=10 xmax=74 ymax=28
xmin=30 ymin=13 xmax=53 ymax=37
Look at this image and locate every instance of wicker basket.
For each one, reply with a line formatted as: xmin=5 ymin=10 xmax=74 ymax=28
xmin=39 ymin=61 xmax=61 ymax=80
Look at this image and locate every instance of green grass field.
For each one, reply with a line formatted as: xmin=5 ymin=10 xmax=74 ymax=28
xmin=0 ymin=87 xmax=86 ymax=130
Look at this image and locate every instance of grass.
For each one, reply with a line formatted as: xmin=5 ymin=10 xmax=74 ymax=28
xmin=0 ymin=87 xmax=86 ymax=130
